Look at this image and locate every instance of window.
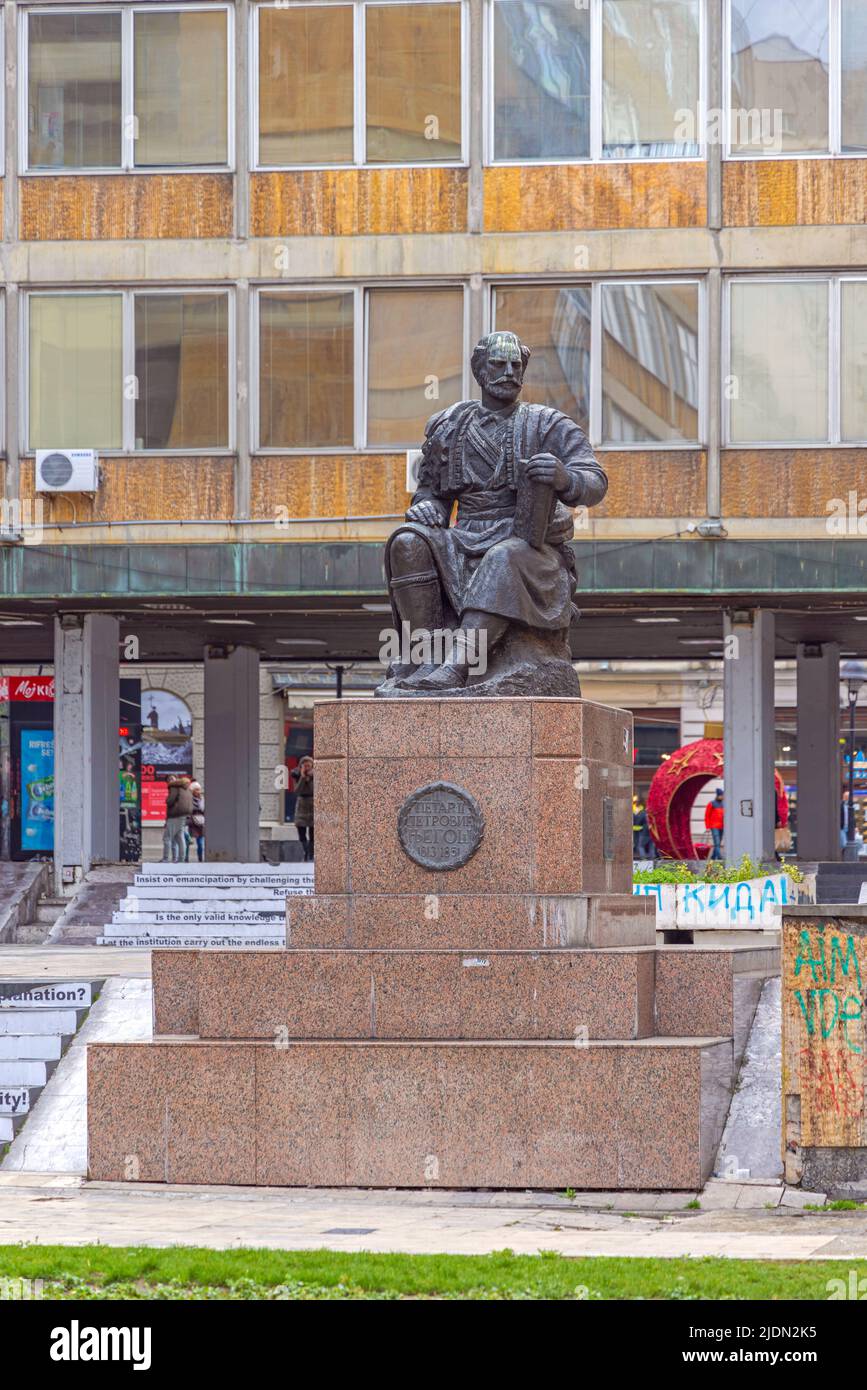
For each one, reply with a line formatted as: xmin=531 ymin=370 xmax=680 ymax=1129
xmin=492 ymin=283 xmax=591 ymax=425
xmin=728 ymin=0 xmax=866 ymax=156
xmin=255 ymin=285 xmax=466 ymax=449
xmin=489 ymin=0 xmax=702 ymax=163
xmin=27 ymin=291 xmax=232 ymax=452
xmin=491 ymin=278 xmax=702 ymax=446
xmin=259 ymin=291 xmax=355 ymax=448
xmin=601 ymin=282 xmax=700 ymax=442
xmin=25 ymin=7 xmax=231 ymax=172
xmin=255 ymin=1 xmax=465 ymax=168
xmin=29 ymin=295 xmax=123 ymax=450
xmin=725 ymin=278 xmax=860 ymax=445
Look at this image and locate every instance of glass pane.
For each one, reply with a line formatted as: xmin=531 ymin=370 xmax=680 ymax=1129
xmin=134 ymin=11 xmax=228 ymax=167
xmin=842 ymin=0 xmax=867 ymax=154
xmin=730 ymin=0 xmax=829 ymax=154
xmin=602 ymin=0 xmax=701 ymax=158
xmin=134 ymin=295 xmax=229 ymax=450
xmin=366 ymin=3 xmax=462 ymax=162
xmin=601 ymin=282 xmax=700 ymax=443
xmin=729 ymin=281 xmax=828 ymax=444
xmin=367 ymin=288 xmax=463 ymax=446
xmin=258 ymin=5 xmax=354 ymax=165
xmin=29 ymin=295 xmax=122 ymax=450
xmin=492 ymin=284 xmax=590 ymax=427
xmin=842 ymin=282 xmax=867 ymax=440
xmin=27 ymin=12 xmax=121 ymax=169
xmin=493 ymin=0 xmax=590 ymax=161
xmin=259 ymin=292 xmax=354 ymax=448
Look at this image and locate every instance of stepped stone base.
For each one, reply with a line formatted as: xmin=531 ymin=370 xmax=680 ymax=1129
xmin=88 ymin=1037 xmax=732 ymax=1190
xmin=288 ymin=892 xmax=655 ymax=950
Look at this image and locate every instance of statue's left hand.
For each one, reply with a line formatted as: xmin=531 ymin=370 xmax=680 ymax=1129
xmin=525 ymin=453 xmax=570 ymax=494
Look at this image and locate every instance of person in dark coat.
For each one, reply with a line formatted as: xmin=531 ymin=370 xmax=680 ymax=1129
xmin=291 ymin=756 xmax=314 ymax=861
xmin=162 ymin=774 xmax=193 ymax=863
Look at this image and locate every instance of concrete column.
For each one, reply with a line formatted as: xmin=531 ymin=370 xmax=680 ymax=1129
xmin=204 ymin=644 xmax=260 ymax=861
xmin=796 ymin=642 xmax=841 ymax=862
xmin=723 ymin=609 xmax=776 ymax=864
xmin=54 ymin=614 xmax=120 ymax=893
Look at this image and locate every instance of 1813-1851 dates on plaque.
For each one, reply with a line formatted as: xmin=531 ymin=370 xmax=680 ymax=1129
xmin=397 ymin=781 xmax=484 ymax=870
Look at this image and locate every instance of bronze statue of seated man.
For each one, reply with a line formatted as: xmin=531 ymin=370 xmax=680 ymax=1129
xmin=376 ymin=331 xmax=608 ymax=697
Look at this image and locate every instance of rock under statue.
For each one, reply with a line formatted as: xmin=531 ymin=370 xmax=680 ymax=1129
xmin=376 ymin=331 xmax=608 ymax=697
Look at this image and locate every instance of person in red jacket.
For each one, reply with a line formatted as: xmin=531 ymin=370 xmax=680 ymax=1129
xmin=705 ymin=787 xmax=724 ymax=860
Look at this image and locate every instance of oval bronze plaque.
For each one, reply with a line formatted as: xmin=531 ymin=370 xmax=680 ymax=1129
xmin=397 ymin=781 xmax=484 ymax=870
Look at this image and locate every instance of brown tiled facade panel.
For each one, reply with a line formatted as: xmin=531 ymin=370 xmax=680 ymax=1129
xmin=723 ymin=159 xmax=867 ymax=227
xmin=589 ymin=451 xmax=706 ymax=519
xmin=19 ymin=175 xmax=234 ymax=240
xmin=483 ymin=162 xmax=707 ymax=233
xmin=19 ymin=457 xmax=235 ymax=523
xmin=721 ymin=450 xmax=862 ymax=518
xmin=250 ymin=455 xmax=409 ymax=521
xmin=250 ymin=452 xmax=705 ymax=522
xmin=250 ymin=168 xmax=469 ymax=237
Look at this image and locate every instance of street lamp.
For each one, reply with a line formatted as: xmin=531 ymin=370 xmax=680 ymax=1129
xmin=841 ymin=661 xmax=867 ymax=860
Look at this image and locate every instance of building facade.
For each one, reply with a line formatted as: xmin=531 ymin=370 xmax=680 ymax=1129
xmin=0 ymin=0 xmax=863 ymax=877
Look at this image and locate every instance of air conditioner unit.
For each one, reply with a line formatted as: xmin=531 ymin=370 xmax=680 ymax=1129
xmin=406 ymin=450 xmax=423 ymax=493
xmin=35 ymin=449 xmax=99 ymax=493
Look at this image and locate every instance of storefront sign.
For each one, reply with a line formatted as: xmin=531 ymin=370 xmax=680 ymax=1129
xmin=0 ymin=676 xmax=55 ymax=702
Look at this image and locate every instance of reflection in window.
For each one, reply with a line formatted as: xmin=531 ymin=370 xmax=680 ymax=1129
xmin=134 ymin=295 xmax=229 ymax=450
xmin=730 ymin=0 xmax=829 ymax=154
xmin=602 ymin=0 xmax=701 ymax=158
xmin=366 ymin=3 xmax=462 ymax=162
xmin=134 ymin=11 xmax=228 ymax=167
xmin=259 ymin=292 xmax=355 ymax=448
xmin=29 ymin=295 xmax=123 ymax=449
xmin=258 ymin=6 xmax=354 ymax=166
xmin=729 ymin=281 xmax=829 ymax=443
xmin=842 ymin=0 xmax=867 ymax=154
xmin=492 ymin=284 xmax=591 ymax=426
xmin=842 ymin=281 xmax=867 ymax=441
xmin=28 ymin=12 xmax=122 ymax=169
xmin=492 ymin=0 xmax=590 ymax=160
xmin=601 ymin=283 xmax=700 ymax=443
xmin=367 ymin=288 xmax=463 ymax=446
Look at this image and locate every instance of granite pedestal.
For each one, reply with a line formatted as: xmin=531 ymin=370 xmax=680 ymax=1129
xmin=88 ymin=698 xmax=769 ymax=1189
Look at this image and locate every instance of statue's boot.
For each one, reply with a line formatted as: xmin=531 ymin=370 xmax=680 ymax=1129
xmin=408 ymin=663 xmax=468 ymax=692
xmin=388 ymin=568 xmax=442 ymax=686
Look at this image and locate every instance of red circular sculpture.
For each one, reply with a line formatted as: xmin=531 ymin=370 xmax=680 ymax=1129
xmin=644 ymin=737 xmax=788 ymax=860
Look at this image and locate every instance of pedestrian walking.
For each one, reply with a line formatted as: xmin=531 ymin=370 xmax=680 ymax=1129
xmin=186 ymin=780 xmax=205 ymax=863
xmin=705 ymin=787 xmax=724 ymax=861
xmin=291 ymin=756 xmax=315 ymax=861
xmin=162 ymin=774 xmax=193 ymax=863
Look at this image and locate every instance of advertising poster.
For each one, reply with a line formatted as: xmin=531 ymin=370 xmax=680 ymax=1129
xmin=141 ymin=689 xmax=194 ymax=823
xmin=20 ymin=727 xmax=54 ymax=852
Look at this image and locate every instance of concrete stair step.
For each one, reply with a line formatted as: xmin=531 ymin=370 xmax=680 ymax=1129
xmin=0 ymin=1008 xmax=86 ymax=1034
xmin=0 ymin=1034 xmax=68 ymax=1060
xmin=0 ymin=1084 xmax=42 ymax=1116
xmin=0 ymin=1112 xmax=26 ymax=1144
xmin=121 ymin=885 xmax=295 ymax=900
xmin=115 ymin=901 xmax=285 ymax=918
xmin=0 ymin=981 xmax=95 ymax=1008
xmin=99 ymin=931 xmax=285 ymax=948
xmin=137 ymin=862 xmax=312 ymax=875
xmin=0 ymin=1058 xmax=55 ymax=1086
xmin=36 ymin=904 xmax=66 ymax=923
xmin=12 ymin=924 xmax=51 ymax=944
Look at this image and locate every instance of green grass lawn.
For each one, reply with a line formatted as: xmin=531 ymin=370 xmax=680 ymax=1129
xmin=0 ymin=1246 xmax=864 ymax=1300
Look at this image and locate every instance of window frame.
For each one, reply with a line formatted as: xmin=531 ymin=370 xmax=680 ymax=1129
xmin=722 ymin=274 xmax=845 ymax=448
xmin=485 ymin=0 xmax=708 ymax=167
xmin=724 ymin=0 xmax=864 ymax=160
xmin=252 ymin=281 xmax=469 ymax=453
xmin=21 ymin=4 xmax=235 ymax=176
xmin=251 ymin=0 xmax=469 ymax=171
xmin=488 ymin=275 xmax=707 ymax=450
xmin=24 ymin=287 xmax=236 ymax=456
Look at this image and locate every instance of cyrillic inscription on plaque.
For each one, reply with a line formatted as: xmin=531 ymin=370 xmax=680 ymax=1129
xmin=397 ymin=781 xmax=484 ymax=869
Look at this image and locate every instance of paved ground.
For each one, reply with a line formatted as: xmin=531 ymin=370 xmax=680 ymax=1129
xmin=0 ymin=1175 xmax=860 ymax=1259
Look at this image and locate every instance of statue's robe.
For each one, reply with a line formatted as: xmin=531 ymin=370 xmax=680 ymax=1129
xmin=386 ymin=399 xmax=608 ymax=632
